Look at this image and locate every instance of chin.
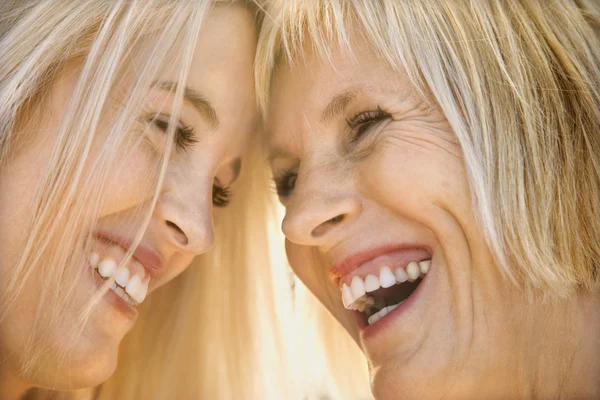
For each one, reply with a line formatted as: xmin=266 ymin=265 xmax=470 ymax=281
xmin=370 ymin=363 xmax=440 ymax=400
xmin=33 ymin=335 xmax=120 ymax=391
xmin=72 ymin=345 xmax=119 ymax=388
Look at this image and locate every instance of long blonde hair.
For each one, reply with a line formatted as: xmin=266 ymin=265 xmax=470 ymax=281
xmin=0 ymin=1 xmax=293 ymax=398
xmin=256 ymin=0 xmax=600 ymax=298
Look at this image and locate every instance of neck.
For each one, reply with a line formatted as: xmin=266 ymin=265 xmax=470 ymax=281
xmin=487 ymin=289 xmax=600 ymax=399
xmin=527 ymin=291 xmax=600 ymax=399
xmin=446 ymin=289 xmax=600 ymax=399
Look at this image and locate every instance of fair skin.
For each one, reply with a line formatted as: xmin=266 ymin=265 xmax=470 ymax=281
xmin=0 ymin=4 xmax=257 ymax=399
xmin=268 ymin=38 xmax=600 ymax=399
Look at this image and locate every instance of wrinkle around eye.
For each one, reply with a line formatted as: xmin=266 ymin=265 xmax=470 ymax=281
xmin=378 ymin=120 xmax=462 ymax=160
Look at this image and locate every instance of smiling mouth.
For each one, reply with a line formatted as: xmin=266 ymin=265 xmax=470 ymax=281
xmin=88 ymin=251 xmax=150 ymax=307
xmin=340 ymin=260 xmax=430 ymax=326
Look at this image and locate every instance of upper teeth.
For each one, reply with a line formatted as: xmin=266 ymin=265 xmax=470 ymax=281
xmin=340 ymin=259 xmax=431 ymax=310
xmin=89 ymin=252 xmax=149 ymax=305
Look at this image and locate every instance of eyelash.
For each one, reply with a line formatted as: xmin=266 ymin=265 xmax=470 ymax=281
xmin=273 ymin=107 xmax=390 ymax=199
xmin=346 ymin=106 xmax=390 ymax=143
xmin=148 ymin=115 xmax=232 ymax=207
xmin=150 ymin=116 xmax=199 ymax=151
xmin=273 ymin=170 xmax=297 ymax=199
xmin=212 ymin=184 xmax=232 ymax=208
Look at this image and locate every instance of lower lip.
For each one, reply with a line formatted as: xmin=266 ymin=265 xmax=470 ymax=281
xmin=356 ymin=271 xmax=430 ymax=341
xmin=89 ymin=263 xmax=138 ymax=321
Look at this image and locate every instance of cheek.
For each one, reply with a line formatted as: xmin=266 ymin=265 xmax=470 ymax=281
xmin=91 ymin=139 xmax=160 ymax=216
xmin=285 ymin=240 xmax=320 ymax=288
xmin=357 ymin=136 xmax=471 ymax=220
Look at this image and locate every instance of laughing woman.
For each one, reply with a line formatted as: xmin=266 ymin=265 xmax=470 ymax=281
xmin=0 ymin=1 xmax=287 ymax=399
xmin=257 ymin=0 xmax=600 ymax=399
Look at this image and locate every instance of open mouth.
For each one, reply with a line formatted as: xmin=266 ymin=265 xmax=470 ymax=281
xmin=88 ymin=250 xmax=149 ymax=307
xmin=340 ymin=260 xmax=430 ymax=326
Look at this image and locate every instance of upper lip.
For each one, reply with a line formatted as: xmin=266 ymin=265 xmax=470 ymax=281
xmin=94 ymin=230 xmax=165 ymax=278
xmin=329 ymin=243 xmax=430 ymax=283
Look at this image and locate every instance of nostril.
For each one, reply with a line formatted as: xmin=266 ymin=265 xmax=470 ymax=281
xmin=311 ymin=214 xmax=345 ymax=237
xmin=166 ymin=220 xmax=183 ymax=233
xmin=166 ymin=220 xmax=188 ymax=246
xmin=328 ymin=215 xmax=344 ymax=224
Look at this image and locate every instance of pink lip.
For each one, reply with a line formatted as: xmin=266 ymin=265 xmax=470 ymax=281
xmin=94 ymin=230 xmax=165 ymax=278
xmin=329 ymin=243 xmax=432 ymax=282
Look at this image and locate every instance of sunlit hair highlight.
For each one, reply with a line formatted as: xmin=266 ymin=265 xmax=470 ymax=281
xmin=257 ymin=0 xmax=600 ymax=298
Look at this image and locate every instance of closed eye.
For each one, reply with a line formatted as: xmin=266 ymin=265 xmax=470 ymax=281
xmin=273 ymin=169 xmax=297 ymax=199
xmin=149 ymin=114 xmax=199 ymax=151
xmin=212 ymin=182 xmax=232 ymax=208
xmin=346 ymin=106 xmax=390 ymax=144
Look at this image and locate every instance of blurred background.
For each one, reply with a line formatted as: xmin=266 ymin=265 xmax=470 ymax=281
xmin=265 ymin=204 xmax=373 ymax=400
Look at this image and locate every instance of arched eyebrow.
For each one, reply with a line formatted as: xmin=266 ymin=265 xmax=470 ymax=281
xmin=153 ymin=80 xmax=219 ymax=130
xmin=321 ymin=87 xmax=361 ymax=124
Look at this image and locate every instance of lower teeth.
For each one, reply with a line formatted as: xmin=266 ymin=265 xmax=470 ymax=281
xmin=95 ymin=268 xmax=137 ymax=306
xmin=366 ymin=302 xmax=402 ymax=325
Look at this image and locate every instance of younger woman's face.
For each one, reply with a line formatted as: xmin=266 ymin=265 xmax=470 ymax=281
xmin=0 ymin=3 xmax=257 ymax=390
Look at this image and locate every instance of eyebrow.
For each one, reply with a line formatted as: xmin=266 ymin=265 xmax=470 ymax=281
xmin=321 ymin=87 xmax=361 ymax=124
xmin=153 ymin=80 xmax=219 ymax=130
xmin=269 ymin=87 xmax=362 ymax=162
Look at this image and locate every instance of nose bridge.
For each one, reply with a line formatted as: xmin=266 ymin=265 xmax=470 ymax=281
xmin=282 ymin=152 xmax=361 ymax=246
xmin=156 ymin=165 xmax=216 ymax=255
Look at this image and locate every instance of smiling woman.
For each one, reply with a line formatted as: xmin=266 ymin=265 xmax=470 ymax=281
xmin=0 ymin=1 xmax=289 ymax=399
xmin=257 ymin=0 xmax=600 ymax=399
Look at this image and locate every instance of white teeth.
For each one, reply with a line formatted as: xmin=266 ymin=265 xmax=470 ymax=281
xmin=406 ymin=261 xmax=420 ymax=281
xmin=419 ymin=259 xmax=431 ymax=274
xmin=111 ymin=284 xmax=136 ymax=306
xmin=342 ymin=283 xmax=353 ymax=308
xmin=350 ymin=276 xmax=366 ymax=300
xmin=89 ymin=252 xmax=100 ymax=268
xmin=92 ymin=253 xmax=151 ymax=306
xmin=367 ymin=305 xmax=389 ymax=325
xmin=367 ymin=303 xmax=402 ymax=326
xmin=388 ymin=303 xmax=400 ymax=312
xmin=114 ymin=266 xmax=130 ymax=287
xmin=125 ymin=275 xmax=148 ymax=304
xmin=364 ymin=274 xmax=380 ymax=292
xmin=367 ymin=312 xmax=381 ymax=325
xmin=97 ymin=258 xmax=117 ymax=278
xmin=379 ymin=265 xmax=396 ymax=288
xmin=340 ymin=259 xmax=432 ymax=311
xmin=395 ymin=267 xmax=408 ymax=283
xmin=114 ymin=285 xmax=126 ymax=297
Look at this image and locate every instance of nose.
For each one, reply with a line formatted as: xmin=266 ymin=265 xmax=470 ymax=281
xmin=154 ymin=189 xmax=215 ymax=255
xmin=281 ymin=168 xmax=361 ymax=247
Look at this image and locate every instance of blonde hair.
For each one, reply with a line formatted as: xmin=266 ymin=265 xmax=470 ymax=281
xmin=256 ymin=0 xmax=600 ymax=298
xmin=0 ymin=1 xmax=293 ymax=399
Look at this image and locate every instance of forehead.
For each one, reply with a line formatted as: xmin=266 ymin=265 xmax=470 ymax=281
xmin=268 ymin=37 xmax=408 ymax=136
xmin=164 ymin=3 xmax=258 ymax=154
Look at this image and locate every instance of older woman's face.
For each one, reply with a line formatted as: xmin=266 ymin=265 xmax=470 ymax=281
xmin=269 ymin=41 xmax=523 ymax=398
xmin=0 ymin=3 xmax=257 ymax=391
